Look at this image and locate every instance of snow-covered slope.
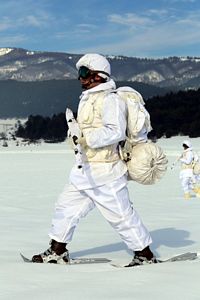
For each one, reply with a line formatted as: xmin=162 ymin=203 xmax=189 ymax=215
xmin=0 ymin=137 xmax=200 ymax=300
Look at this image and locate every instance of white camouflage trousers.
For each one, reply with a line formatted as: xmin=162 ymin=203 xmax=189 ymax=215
xmin=49 ymin=176 xmax=152 ymax=251
xmin=180 ymin=176 xmax=194 ymax=193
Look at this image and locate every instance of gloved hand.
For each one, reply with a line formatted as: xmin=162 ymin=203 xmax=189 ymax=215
xmin=77 ymin=136 xmax=87 ymax=148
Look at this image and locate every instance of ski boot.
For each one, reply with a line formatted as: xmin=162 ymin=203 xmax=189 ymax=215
xmin=126 ymin=246 xmax=158 ymax=267
xmin=184 ymin=192 xmax=191 ymax=200
xmin=32 ymin=239 xmax=69 ymax=264
xmin=193 ymin=186 xmax=200 ymax=198
xmin=193 ymin=186 xmax=199 ymax=193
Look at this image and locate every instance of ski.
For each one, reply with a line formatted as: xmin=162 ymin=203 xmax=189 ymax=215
xmin=160 ymin=251 xmax=197 ymax=263
xmin=20 ymin=253 xmax=111 ymax=265
xmin=20 ymin=251 xmax=198 ymax=267
xmin=111 ymin=252 xmax=198 ymax=268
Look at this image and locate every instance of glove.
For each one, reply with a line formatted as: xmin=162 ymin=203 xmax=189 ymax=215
xmin=77 ymin=136 xmax=87 ymax=148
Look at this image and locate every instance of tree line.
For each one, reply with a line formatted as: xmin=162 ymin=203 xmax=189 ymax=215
xmin=16 ymin=114 xmax=68 ymax=142
xmin=146 ymin=88 xmax=200 ymax=139
xmin=15 ymin=88 xmax=200 ymax=142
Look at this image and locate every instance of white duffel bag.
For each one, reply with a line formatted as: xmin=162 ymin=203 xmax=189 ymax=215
xmin=127 ymin=141 xmax=168 ymax=185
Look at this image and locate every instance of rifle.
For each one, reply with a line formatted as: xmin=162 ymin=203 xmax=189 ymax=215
xmin=66 ymin=108 xmax=83 ymax=169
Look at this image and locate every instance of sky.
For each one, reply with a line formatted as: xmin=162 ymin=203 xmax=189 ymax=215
xmin=0 ymin=0 xmax=200 ymax=58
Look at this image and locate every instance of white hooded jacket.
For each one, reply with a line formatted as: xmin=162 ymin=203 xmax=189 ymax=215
xmin=69 ymin=79 xmax=127 ymax=190
xmin=179 ymin=141 xmax=194 ymax=178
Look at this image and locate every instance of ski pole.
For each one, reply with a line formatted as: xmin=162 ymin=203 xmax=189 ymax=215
xmin=171 ymin=156 xmax=181 ymax=170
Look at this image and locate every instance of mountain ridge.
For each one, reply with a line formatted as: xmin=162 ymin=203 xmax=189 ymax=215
xmin=0 ymin=47 xmax=200 ymax=90
xmin=0 ymin=47 xmax=199 ymax=118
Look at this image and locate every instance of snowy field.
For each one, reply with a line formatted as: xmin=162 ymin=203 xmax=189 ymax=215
xmin=0 ymin=137 xmax=200 ymax=300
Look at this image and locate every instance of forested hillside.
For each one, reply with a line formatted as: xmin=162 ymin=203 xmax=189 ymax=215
xmin=15 ymin=88 xmax=200 ymax=142
xmin=146 ymin=88 xmax=200 ymax=138
xmin=0 ymin=79 xmax=169 ymax=118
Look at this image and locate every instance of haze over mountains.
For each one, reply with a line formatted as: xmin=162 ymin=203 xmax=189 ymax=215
xmin=0 ymin=47 xmax=200 ymax=118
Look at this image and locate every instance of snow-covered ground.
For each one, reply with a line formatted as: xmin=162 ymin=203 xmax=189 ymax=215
xmin=0 ymin=137 xmax=200 ymax=300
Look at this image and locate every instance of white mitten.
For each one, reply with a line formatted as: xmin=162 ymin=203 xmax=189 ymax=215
xmin=77 ymin=136 xmax=87 ymax=148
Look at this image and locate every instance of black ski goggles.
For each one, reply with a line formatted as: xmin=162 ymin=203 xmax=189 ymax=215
xmin=78 ymin=66 xmax=110 ymax=80
xmin=78 ymin=66 xmax=91 ymax=79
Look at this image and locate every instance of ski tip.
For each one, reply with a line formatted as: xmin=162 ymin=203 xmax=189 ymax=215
xmin=162 ymin=251 xmax=198 ymax=263
xmin=20 ymin=252 xmax=32 ymax=263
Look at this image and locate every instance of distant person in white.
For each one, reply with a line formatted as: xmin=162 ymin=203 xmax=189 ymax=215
xmin=179 ymin=140 xmax=200 ymax=199
xmin=32 ymin=53 xmax=157 ymax=267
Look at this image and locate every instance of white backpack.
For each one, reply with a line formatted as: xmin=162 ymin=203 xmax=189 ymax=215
xmin=192 ymin=152 xmax=200 ymax=175
xmin=116 ymin=86 xmax=168 ymax=185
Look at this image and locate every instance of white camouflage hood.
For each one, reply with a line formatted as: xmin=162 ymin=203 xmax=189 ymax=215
xmin=183 ymin=140 xmax=192 ymax=149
